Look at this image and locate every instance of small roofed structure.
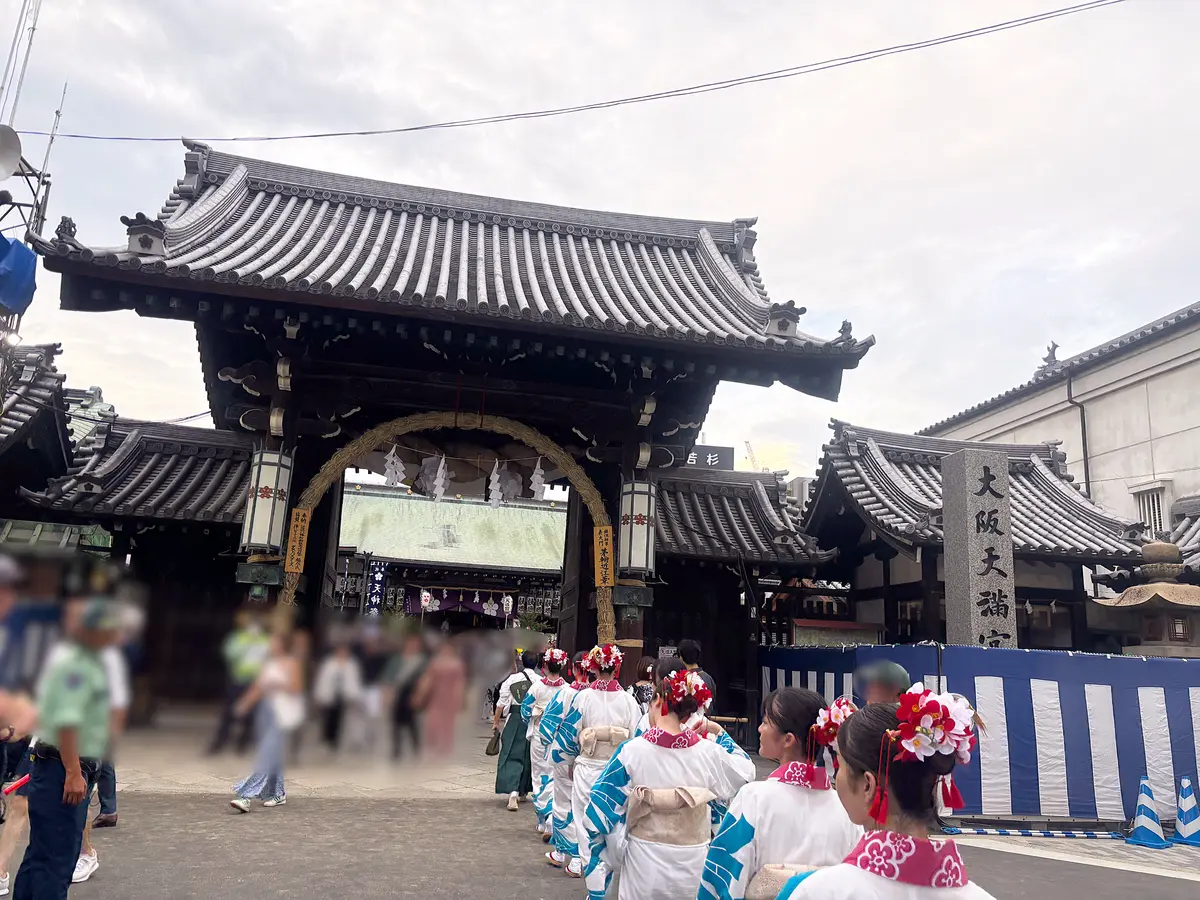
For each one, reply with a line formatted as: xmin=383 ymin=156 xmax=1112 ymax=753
xmin=652 ymin=467 xmax=834 ymax=566
xmin=805 ymin=421 xmax=1143 ymax=564
xmin=0 ymin=344 xmax=74 ymax=512
xmin=1095 ymin=537 xmax=1200 ymax=658
xmin=21 ymin=418 xmax=251 ymax=524
xmin=803 ymin=420 xmax=1146 ymax=651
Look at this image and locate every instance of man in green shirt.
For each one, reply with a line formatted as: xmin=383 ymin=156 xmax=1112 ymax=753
xmin=207 ymin=607 xmax=270 ymax=755
xmin=14 ymin=597 xmax=119 ymax=900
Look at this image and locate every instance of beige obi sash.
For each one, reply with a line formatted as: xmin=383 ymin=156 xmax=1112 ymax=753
xmin=579 ymin=725 xmax=630 ymax=761
xmin=745 ymin=865 xmax=818 ymax=900
xmin=627 ymin=786 xmax=717 ymax=846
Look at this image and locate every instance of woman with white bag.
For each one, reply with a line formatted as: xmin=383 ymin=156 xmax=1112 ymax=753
xmin=229 ymin=632 xmax=304 ymax=812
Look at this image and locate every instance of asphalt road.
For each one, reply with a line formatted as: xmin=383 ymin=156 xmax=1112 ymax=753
xmin=16 ymin=794 xmax=1198 ymax=899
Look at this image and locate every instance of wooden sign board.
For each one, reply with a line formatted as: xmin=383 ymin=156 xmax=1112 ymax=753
xmin=593 ymin=526 xmax=615 ymax=588
xmin=284 ymin=508 xmax=312 ymax=574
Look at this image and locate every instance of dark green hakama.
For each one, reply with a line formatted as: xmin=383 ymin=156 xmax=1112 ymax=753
xmin=494 ymin=711 xmax=534 ymax=795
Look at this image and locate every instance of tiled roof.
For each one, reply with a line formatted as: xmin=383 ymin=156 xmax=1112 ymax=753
xmin=653 ymin=467 xmax=835 ymax=566
xmin=0 ymin=343 xmax=70 ymax=462
xmin=34 ymin=141 xmax=873 ymax=374
xmin=21 ymin=419 xmax=252 ymax=523
xmin=63 ymin=386 xmax=116 ymax=448
xmin=0 ymin=519 xmax=111 ymax=552
xmin=919 ymin=302 xmax=1200 ymax=435
xmin=1171 ymin=495 xmax=1200 ymax=569
xmin=804 ymin=420 xmax=1143 ymax=562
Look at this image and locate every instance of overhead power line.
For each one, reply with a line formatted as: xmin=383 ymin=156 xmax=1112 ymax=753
xmin=17 ymin=1 xmax=1126 ymax=145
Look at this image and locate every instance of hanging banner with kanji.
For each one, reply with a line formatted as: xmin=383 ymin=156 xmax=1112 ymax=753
xmin=284 ymin=508 xmax=312 ymax=574
xmin=593 ymin=526 xmax=615 ymax=588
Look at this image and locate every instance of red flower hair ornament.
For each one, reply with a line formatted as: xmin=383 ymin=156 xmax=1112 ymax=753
xmin=868 ymin=683 xmax=979 ymax=825
xmin=662 ymin=669 xmax=713 ymax=713
xmin=812 ymin=697 xmax=859 ymax=750
xmin=588 ymin=643 xmax=624 ymax=675
xmin=544 ymin=648 xmax=570 ymax=668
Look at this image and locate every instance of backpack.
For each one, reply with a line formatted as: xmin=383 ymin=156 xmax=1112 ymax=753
xmin=510 ymin=674 xmax=532 ymax=705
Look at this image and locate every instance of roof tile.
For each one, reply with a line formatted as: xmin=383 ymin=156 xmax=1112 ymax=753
xmin=805 ymin=420 xmax=1143 ymax=561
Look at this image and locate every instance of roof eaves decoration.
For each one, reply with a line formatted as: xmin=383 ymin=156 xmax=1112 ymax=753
xmin=919 ymin=302 xmax=1200 ymax=435
xmin=804 ymin=419 xmax=1144 ymax=562
xmin=33 ymin=140 xmax=873 ymax=397
xmin=63 ymin=386 xmax=116 ymax=448
xmin=653 ymin=467 xmax=835 ymax=566
xmin=0 ymin=343 xmax=71 ymax=465
xmin=20 ymin=419 xmax=252 ymax=523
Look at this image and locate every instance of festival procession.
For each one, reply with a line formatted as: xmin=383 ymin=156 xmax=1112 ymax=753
xmin=1 ymin=0 xmax=1200 ymax=897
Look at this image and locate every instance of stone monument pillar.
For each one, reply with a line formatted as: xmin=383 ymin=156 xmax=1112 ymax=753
xmin=943 ymin=449 xmax=1018 ymax=649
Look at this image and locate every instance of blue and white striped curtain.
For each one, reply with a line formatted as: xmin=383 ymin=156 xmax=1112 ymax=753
xmin=0 ymin=602 xmax=61 ymax=692
xmin=761 ymin=644 xmax=1200 ymax=823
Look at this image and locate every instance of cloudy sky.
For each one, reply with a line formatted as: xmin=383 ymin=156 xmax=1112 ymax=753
xmin=12 ymin=0 xmax=1198 ymax=478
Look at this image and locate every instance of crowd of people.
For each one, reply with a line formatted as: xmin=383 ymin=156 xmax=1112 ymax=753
xmin=493 ymin=639 xmax=996 ymax=899
xmin=215 ymin=610 xmax=492 ymax=813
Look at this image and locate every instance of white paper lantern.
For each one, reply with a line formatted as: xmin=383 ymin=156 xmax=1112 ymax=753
xmin=240 ymin=449 xmax=293 ymax=552
xmin=618 ymin=478 xmax=656 ymax=577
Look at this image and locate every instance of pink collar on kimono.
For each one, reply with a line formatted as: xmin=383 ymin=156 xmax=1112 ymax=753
xmin=843 ymin=831 xmax=968 ymax=888
xmin=542 ymin=677 xmax=565 ymax=687
xmin=768 ymin=761 xmax=830 ymax=791
xmin=591 ymin=679 xmax=623 ymax=692
xmin=642 ymin=727 xmax=702 ymax=749
xmin=569 ymin=681 xmax=590 ymax=691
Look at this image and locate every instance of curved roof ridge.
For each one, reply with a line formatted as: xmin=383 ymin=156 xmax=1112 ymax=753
xmin=833 ymin=419 xmax=1062 ymax=462
xmin=918 ymin=301 xmax=1200 ymax=435
xmin=1026 ymin=453 xmax=1138 ymax=533
xmin=200 ymin=144 xmax=742 ymax=243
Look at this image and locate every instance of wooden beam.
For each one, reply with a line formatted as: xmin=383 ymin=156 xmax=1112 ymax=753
xmin=920 ymin=550 xmax=941 ymax=642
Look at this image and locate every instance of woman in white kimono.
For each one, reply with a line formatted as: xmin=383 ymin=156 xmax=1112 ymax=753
xmin=583 ymin=668 xmax=756 ymax=900
xmin=542 ymin=651 xmax=593 ymax=869
xmin=698 ymin=689 xmax=862 ymax=900
xmin=521 ymin=648 xmax=570 ymax=837
xmin=552 ymin=644 xmax=642 ymax=883
xmin=778 ymin=684 xmax=996 ymax=900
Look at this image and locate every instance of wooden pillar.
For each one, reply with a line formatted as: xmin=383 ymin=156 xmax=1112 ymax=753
xmin=1070 ymin=564 xmax=1090 ymax=651
xmin=920 ymin=549 xmax=942 ymax=642
xmin=557 ymin=487 xmax=586 ymax=653
xmin=879 ymin=545 xmax=898 ymax=644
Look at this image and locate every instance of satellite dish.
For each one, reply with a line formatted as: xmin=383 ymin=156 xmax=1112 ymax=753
xmin=0 ymin=125 xmax=22 ymax=182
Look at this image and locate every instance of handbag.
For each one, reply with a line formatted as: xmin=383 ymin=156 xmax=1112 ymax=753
xmin=485 ymin=728 xmax=501 ymax=756
xmin=272 ymin=693 xmax=305 ymax=732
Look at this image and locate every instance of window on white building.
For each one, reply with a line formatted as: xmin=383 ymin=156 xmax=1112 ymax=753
xmin=1130 ymin=481 xmax=1171 ymax=536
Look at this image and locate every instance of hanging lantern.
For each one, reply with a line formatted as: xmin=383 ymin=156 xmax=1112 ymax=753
xmin=420 ymin=588 xmax=435 ymax=612
xmin=240 ymin=449 xmax=293 ymax=552
xmin=618 ymin=477 xmax=657 ymax=577
xmin=501 ymin=593 xmax=514 ymax=617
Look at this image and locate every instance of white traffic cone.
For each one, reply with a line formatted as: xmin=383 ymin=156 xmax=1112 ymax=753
xmin=1126 ymin=775 xmax=1170 ymax=849
xmin=1173 ymin=776 xmax=1200 ymax=847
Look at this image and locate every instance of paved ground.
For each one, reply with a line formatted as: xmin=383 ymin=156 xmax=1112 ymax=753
xmin=48 ymin=793 xmax=1200 ymax=900
xmin=9 ymin=712 xmax=1195 ymax=897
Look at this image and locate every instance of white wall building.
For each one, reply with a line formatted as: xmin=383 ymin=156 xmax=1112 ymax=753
xmin=920 ymin=302 xmax=1200 ymax=538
